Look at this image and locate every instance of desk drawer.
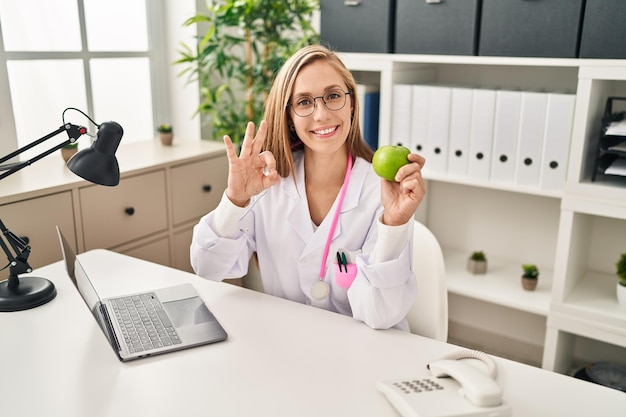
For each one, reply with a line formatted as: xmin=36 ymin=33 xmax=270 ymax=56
xmin=80 ymin=170 xmax=168 ymax=249
xmin=170 ymin=155 xmax=228 ymax=226
xmin=0 ymin=191 xmax=76 ymax=279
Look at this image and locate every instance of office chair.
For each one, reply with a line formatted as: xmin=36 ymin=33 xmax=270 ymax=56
xmin=406 ymin=219 xmax=448 ymax=342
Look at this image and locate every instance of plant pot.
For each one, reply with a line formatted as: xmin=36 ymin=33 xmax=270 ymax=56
xmin=521 ymin=276 xmax=538 ymax=291
xmin=159 ymin=132 xmax=173 ymax=146
xmin=467 ymin=259 xmax=487 ymax=274
xmin=61 ymin=147 xmax=78 ymax=163
xmin=617 ymin=283 xmax=626 ymax=307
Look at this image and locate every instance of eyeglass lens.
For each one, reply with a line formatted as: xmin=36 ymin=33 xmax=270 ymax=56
xmin=291 ymin=90 xmax=349 ymax=117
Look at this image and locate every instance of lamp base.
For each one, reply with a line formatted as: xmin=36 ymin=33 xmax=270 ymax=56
xmin=0 ymin=276 xmax=57 ymax=312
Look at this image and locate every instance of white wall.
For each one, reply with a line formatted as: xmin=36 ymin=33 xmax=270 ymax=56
xmin=164 ymin=0 xmax=201 ymax=141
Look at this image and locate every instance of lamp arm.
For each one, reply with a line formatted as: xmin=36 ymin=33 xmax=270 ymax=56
xmin=0 ymin=125 xmax=66 ymax=165
xmin=0 ymin=123 xmax=87 ymax=180
xmin=0 ymin=219 xmax=33 ymax=290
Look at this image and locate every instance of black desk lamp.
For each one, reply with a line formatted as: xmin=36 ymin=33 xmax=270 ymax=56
xmin=0 ymin=108 xmax=123 ymax=312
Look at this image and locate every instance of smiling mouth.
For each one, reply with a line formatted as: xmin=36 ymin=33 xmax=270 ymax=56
xmin=312 ymin=126 xmax=338 ymax=136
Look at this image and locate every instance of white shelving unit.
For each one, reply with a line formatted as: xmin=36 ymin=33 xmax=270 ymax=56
xmin=340 ymin=52 xmax=626 ymax=374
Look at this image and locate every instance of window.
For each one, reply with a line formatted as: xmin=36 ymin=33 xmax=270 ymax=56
xmin=0 ymin=0 xmax=168 ymax=160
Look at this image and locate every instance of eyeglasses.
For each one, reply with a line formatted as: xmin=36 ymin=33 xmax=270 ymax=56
xmin=288 ymin=89 xmax=351 ymax=117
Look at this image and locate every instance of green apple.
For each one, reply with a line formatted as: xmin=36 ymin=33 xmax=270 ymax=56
xmin=372 ymin=145 xmax=411 ymax=181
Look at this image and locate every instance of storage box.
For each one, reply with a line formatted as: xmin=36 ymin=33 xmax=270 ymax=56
xmin=579 ymin=0 xmax=626 ymax=59
xmin=395 ymin=0 xmax=481 ymax=56
xmin=320 ymin=0 xmax=395 ymax=53
xmin=478 ymin=0 xmax=584 ymax=58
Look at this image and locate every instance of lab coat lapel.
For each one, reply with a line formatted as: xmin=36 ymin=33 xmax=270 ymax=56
xmin=339 ymin=157 xmax=365 ymax=215
xmin=285 ymin=155 xmax=313 ymax=244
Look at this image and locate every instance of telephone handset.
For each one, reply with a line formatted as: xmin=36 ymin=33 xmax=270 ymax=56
xmin=376 ymin=349 xmax=512 ymax=417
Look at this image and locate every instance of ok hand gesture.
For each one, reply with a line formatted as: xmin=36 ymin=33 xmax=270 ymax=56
xmin=223 ymin=120 xmax=280 ymax=207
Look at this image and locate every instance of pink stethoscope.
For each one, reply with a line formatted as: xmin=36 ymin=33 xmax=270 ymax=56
xmin=310 ymin=152 xmax=352 ymax=301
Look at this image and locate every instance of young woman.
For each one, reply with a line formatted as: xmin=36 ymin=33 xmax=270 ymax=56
xmin=191 ymin=44 xmax=426 ymax=330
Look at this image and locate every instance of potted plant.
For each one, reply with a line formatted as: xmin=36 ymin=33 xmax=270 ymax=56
xmin=175 ymin=0 xmax=319 ymax=145
xmin=521 ymin=264 xmax=539 ymax=291
xmin=616 ymin=252 xmax=626 ymax=306
xmin=467 ymin=250 xmax=487 ymax=274
xmin=61 ymin=142 xmax=78 ymax=162
xmin=157 ymin=124 xmax=173 ymax=146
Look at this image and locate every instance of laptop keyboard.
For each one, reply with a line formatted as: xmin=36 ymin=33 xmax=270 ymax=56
xmin=110 ymin=293 xmax=182 ymax=353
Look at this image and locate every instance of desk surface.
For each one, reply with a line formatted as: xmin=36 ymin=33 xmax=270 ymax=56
xmin=1 ymin=250 xmax=624 ymax=417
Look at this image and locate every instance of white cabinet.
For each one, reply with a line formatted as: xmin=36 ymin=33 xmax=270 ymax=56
xmin=0 ymin=140 xmax=227 ymax=280
xmin=340 ymin=52 xmax=626 ymax=374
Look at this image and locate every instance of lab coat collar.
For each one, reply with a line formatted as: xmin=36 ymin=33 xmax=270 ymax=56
xmin=283 ymin=153 xmax=368 ymax=259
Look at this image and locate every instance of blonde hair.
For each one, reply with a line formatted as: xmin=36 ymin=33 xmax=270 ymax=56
xmin=263 ymin=44 xmax=374 ymax=178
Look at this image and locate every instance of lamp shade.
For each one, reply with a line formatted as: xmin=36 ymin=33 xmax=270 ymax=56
xmin=67 ymin=121 xmax=123 ymax=186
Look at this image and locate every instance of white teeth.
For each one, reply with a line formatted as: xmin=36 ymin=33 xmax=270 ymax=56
xmin=314 ymin=127 xmax=335 ymax=135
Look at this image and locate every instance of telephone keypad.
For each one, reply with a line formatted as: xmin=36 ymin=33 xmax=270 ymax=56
xmin=393 ymin=378 xmax=444 ymax=394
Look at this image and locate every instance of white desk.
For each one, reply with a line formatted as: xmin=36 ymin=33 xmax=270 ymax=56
xmin=1 ymin=250 xmax=624 ymax=416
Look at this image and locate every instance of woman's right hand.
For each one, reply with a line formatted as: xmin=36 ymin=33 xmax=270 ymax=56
xmin=223 ymin=120 xmax=280 ymax=207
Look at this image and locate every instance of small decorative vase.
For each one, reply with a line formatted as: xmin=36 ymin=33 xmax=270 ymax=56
xmin=522 ymin=276 xmax=538 ymax=291
xmin=467 ymin=259 xmax=487 ymax=274
xmin=159 ymin=132 xmax=173 ymax=146
xmin=617 ymin=283 xmax=626 ymax=307
xmin=61 ymin=147 xmax=78 ymax=162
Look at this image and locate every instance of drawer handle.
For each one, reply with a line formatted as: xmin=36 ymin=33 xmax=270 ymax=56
xmin=202 ymin=184 xmax=212 ymax=193
xmin=125 ymin=207 xmax=135 ymax=216
xmin=344 ymin=0 xmax=361 ymax=6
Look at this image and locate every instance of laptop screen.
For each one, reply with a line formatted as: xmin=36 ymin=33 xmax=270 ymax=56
xmin=56 ymin=226 xmax=102 ymax=313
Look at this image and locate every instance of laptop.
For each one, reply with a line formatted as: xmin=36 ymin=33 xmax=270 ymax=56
xmin=56 ymin=226 xmax=227 ymax=361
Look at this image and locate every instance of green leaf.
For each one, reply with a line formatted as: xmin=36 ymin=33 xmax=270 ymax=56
xmin=175 ymin=0 xmax=319 ymax=143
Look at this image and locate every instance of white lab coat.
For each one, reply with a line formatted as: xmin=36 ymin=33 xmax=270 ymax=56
xmin=191 ymin=152 xmax=417 ymax=330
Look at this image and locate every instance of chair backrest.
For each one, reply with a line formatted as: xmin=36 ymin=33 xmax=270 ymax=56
xmin=406 ymin=219 xmax=448 ymax=342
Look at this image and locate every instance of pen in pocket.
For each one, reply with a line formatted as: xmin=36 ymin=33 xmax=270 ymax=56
xmin=336 ymin=251 xmax=344 ymax=272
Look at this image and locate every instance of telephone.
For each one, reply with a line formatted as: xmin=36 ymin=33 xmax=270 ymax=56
xmin=376 ymin=349 xmax=512 ymax=417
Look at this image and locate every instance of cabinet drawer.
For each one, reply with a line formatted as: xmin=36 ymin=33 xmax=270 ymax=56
xmin=0 ymin=192 xmax=76 ymax=279
xmin=80 ymin=170 xmax=168 ymax=249
xmin=170 ymin=155 xmax=228 ymax=226
xmin=173 ymin=227 xmax=194 ymax=272
xmin=122 ymin=237 xmax=171 ymax=267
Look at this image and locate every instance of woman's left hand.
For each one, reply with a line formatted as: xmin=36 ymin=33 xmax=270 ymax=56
xmin=380 ymin=153 xmax=426 ymax=226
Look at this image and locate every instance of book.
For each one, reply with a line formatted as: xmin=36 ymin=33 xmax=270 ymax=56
xmin=357 ymin=84 xmax=380 ymax=151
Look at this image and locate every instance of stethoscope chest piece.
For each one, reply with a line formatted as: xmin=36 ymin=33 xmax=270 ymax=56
xmin=310 ymin=280 xmax=330 ymax=301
